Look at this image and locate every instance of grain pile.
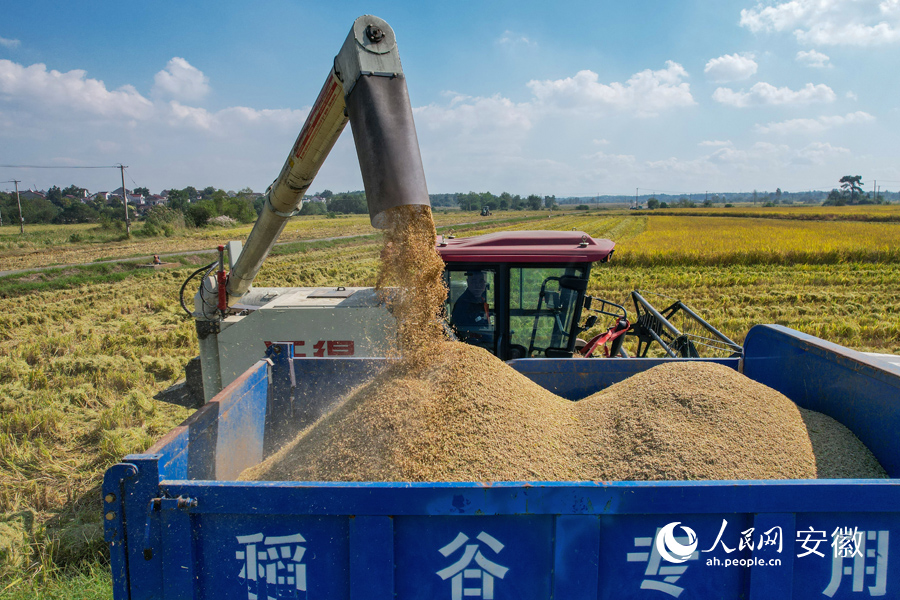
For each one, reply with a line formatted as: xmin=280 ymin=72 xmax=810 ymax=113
xmin=240 ymin=343 xmax=887 ymax=482
xmin=241 ymin=201 xmax=886 ymax=483
xmin=240 ymin=342 xmax=578 ymax=482
xmin=799 ymin=409 xmax=887 ymax=478
xmin=573 ymin=362 xmax=818 ymax=480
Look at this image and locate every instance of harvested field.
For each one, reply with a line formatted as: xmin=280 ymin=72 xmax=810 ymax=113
xmin=241 ymin=343 xmax=887 ymax=483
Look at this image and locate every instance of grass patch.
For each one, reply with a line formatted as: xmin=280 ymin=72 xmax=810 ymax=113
xmin=0 ymin=561 xmax=111 ymax=599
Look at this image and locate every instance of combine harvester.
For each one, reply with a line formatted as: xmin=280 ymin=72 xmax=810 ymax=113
xmin=105 ymin=16 xmax=899 ymax=599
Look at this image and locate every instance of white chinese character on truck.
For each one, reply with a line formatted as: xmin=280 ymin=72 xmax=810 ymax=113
xmin=436 ymin=531 xmax=509 ymax=600
xmin=236 ymin=533 xmax=307 ymax=600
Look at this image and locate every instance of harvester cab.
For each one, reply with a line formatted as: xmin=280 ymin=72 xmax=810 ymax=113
xmin=438 ymin=230 xmax=613 ymax=360
xmin=437 ymin=230 xmax=743 ymax=361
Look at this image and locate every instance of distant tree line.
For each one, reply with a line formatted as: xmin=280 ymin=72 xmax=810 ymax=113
xmin=427 ymin=192 xmax=558 ymax=211
xmin=6 ymin=177 xmax=892 ymax=232
xmin=0 ymin=185 xmax=260 ymax=230
xmin=0 ymin=185 xmax=129 ymax=226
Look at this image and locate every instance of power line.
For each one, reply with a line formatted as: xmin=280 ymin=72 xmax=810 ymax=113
xmin=0 ymin=164 xmax=121 ymax=169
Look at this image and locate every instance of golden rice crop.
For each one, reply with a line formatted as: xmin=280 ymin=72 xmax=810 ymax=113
xmin=616 ymin=216 xmax=900 ymax=266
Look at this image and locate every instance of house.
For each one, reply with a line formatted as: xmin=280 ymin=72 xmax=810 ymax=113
xmin=18 ymin=190 xmax=45 ymax=200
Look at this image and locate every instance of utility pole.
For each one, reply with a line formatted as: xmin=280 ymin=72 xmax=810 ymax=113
xmin=119 ymin=164 xmax=131 ymax=235
xmin=13 ymin=180 xmax=23 ymax=234
xmin=635 ymin=188 xmax=638 ymax=209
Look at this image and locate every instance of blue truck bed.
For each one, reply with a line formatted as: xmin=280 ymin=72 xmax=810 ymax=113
xmin=104 ymin=325 xmax=899 ymax=599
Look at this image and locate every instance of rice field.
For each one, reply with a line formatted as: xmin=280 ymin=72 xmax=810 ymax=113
xmin=1 ymin=206 xmax=899 ymax=597
xmin=649 ymin=203 xmax=900 ymax=221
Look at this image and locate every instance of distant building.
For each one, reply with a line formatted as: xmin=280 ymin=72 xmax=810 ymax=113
xmin=19 ymin=190 xmax=45 ymax=200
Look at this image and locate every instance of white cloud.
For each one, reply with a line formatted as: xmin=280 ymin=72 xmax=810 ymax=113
xmin=794 ymin=141 xmax=850 ymax=164
xmin=755 ymin=111 xmax=875 ymax=134
xmin=713 ymin=81 xmax=836 ymax=107
xmin=704 ymin=53 xmax=758 ymax=81
xmin=527 ymin=61 xmax=695 ymax=117
xmin=0 ymin=59 xmax=153 ymax=119
xmin=497 ymin=31 xmax=535 ymax=46
xmin=165 ymin=101 xmax=306 ymax=134
xmin=586 ymin=151 xmax=637 ymax=168
xmin=152 ymin=57 xmax=210 ymax=102
xmin=415 ymin=94 xmax=532 ymax=154
xmin=0 ymin=54 xmax=873 ymax=196
xmin=741 ymin=0 xmax=900 ymax=46
xmin=796 ymin=49 xmax=831 ymax=67
xmin=846 ymin=91 xmax=858 ymax=100
xmin=0 ymin=36 xmax=20 ymax=49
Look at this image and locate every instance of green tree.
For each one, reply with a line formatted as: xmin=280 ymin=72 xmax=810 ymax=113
xmin=646 ymin=197 xmax=660 ymax=210
xmin=55 ymin=202 xmax=99 ymax=224
xmin=526 ymin=194 xmax=542 ymax=210
xmin=185 ymin=202 xmax=214 ymax=227
xmin=183 ymin=186 xmax=199 ymax=201
xmin=46 ymin=186 xmax=63 ymax=205
xmin=299 ymin=201 xmax=327 ymax=215
xmin=458 ymin=192 xmax=481 ymax=211
xmin=544 ymin=195 xmax=558 ymax=210
xmin=167 ymin=189 xmax=189 ymax=211
xmin=839 ymin=175 xmax=864 ymax=202
xmin=133 ymin=186 xmax=150 ymax=197
xmin=327 ymin=192 xmax=368 ymax=214
xmin=24 ymin=197 xmax=60 ymax=222
xmin=823 ymin=189 xmax=846 ymax=206
xmin=62 ymin=184 xmax=87 ymax=198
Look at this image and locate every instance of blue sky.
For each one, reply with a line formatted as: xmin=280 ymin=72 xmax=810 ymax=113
xmin=2 ymin=0 xmax=899 ymax=197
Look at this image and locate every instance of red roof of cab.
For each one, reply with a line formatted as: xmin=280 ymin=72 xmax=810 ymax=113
xmin=436 ymin=230 xmax=615 ymax=264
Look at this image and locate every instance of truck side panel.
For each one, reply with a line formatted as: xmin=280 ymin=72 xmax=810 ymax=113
xmin=118 ymin=481 xmax=899 ymax=599
xmin=744 ymin=324 xmax=900 ymax=477
xmin=104 ymin=327 xmax=900 ymax=599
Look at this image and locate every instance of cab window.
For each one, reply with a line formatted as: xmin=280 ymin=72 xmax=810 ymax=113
xmin=509 ymin=266 xmax=585 ymax=357
xmin=445 ymin=269 xmax=496 ymax=353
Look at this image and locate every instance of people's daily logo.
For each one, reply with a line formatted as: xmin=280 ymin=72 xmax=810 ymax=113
xmin=656 ymin=522 xmax=698 ymax=563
